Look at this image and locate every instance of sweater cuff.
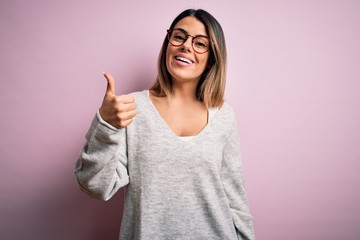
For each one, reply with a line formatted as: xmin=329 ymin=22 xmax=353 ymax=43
xmin=96 ymin=110 xmax=119 ymax=131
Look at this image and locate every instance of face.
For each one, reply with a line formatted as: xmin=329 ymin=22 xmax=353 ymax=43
xmin=166 ymin=16 xmax=210 ymax=85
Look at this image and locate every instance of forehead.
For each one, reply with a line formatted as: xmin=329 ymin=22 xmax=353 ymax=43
xmin=173 ymin=16 xmax=207 ymax=36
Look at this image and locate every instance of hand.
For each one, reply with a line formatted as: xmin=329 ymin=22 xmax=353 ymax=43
xmin=99 ymin=72 xmax=137 ymax=129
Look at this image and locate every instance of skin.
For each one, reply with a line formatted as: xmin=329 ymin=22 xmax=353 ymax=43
xmin=99 ymin=72 xmax=136 ymax=129
xmin=100 ymin=16 xmax=209 ymax=136
xmin=150 ymin=16 xmax=210 ymax=136
xmin=165 ymin=17 xmax=210 ymax=87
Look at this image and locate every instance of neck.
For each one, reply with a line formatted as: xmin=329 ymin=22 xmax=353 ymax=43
xmin=171 ymin=80 xmax=199 ymax=103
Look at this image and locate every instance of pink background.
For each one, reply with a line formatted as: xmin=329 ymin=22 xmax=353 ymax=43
xmin=1 ymin=0 xmax=359 ymax=239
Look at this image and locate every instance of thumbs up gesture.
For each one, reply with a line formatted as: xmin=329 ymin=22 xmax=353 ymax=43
xmin=99 ymin=72 xmax=137 ymax=129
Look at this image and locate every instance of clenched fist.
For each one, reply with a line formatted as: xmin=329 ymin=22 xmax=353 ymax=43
xmin=99 ymin=72 xmax=137 ymax=129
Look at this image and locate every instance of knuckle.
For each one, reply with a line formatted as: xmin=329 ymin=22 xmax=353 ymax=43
xmin=120 ymin=118 xmax=133 ymax=128
xmin=113 ymin=97 xmax=122 ymax=104
xmin=116 ymin=112 xmax=124 ymax=120
xmin=118 ymin=95 xmax=127 ymax=101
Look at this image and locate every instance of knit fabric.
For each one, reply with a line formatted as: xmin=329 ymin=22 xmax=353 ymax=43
xmin=75 ymin=90 xmax=255 ymax=240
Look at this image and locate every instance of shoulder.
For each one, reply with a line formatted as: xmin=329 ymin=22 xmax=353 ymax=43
xmin=129 ymin=90 xmax=148 ymax=100
xmin=220 ymin=101 xmax=235 ymax=113
xmin=217 ymin=101 xmax=237 ymax=122
xmin=127 ymin=90 xmax=155 ymax=120
xmin=209 ymin=101 xmax=238 ymax=134
xmin=128 ymin=90 xmax=150 ymax=107
xmin=216 ymin=101 xmax=240 ymax=133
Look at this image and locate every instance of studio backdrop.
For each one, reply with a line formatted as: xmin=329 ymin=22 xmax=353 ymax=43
xmin=1 ymin=0 xmax=359 ymax=239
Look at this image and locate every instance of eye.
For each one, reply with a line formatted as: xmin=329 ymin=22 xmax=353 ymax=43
xmin=171 ymin=30 xmax=187 ymax=42
xmin=174 ymin=35 xmax=186 ymax=41
xmin=193 ymin=37 xmax=208 ymax=49
xmin=194 ymin=41 xmax=206 ymax=48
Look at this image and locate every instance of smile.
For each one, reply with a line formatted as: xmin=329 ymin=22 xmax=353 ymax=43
xmin=175 ymin=56 xmax=193 ymax=65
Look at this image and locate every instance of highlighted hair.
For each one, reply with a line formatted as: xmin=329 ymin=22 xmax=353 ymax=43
xmin=150 ymin=9 xmax=227 ymax=108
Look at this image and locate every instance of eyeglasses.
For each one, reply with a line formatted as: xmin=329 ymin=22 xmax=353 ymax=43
xmin=167 ymin=28 xmax=212 ymax=54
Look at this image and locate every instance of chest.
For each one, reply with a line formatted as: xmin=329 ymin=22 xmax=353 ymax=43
xmin=128 ymin=124 xmax=225 ymax=186
xmin=152 ymin=99 xmax=208 ymax=137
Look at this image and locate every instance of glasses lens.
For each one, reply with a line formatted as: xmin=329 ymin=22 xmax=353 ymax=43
xmin=168 ymin=29 xmax=186 ymax=46
xmin=193 ymin=36 xmax=210 ymax=53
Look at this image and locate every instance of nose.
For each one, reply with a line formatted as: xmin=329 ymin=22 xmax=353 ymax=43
xmin=181 ymin=37 xmax=193 ymax=52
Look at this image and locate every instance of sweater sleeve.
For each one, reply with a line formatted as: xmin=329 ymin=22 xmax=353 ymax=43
xmin=74 ymin=111 xmax=129 ymax=201
xmin=221 ymin=112 xmax=255 ymax=240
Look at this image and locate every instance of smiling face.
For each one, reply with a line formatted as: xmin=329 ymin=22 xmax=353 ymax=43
xmin=166 ymin=16 xmax=210 ymax=85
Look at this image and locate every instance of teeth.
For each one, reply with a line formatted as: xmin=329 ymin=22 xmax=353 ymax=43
xmin=175 ymin=56 xmax=192 ymax=64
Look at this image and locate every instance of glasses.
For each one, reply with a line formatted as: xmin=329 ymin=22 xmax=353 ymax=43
xmin=167 ymin=28 xmax=212 ymax=54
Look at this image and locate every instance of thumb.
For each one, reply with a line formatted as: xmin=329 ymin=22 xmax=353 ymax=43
xmin=103 ymin=72 xmax=115 ymax=97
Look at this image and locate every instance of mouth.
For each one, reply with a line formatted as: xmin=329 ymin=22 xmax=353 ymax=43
xmin=175 ymin=55 xmax=194 ymax=65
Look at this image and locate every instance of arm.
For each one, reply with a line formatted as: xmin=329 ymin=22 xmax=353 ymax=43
xmin=74 ymin=112 xmax=129 ymax=201
xmin=221 ymin=113 xmax=255 ymax=240
xmin=74 ymin=72 xmax=135 ymax=200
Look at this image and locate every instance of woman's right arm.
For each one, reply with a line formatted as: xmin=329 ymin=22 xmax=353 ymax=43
xmin=74 ymin=112 xmax=129 ymax=201
xmin=75 ymin=72 xmax=136 ymax=201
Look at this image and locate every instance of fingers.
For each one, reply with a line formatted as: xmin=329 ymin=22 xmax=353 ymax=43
xmin=117 ymin=109 xmax=137 ymax=121
xmin=103 ymin=72 xmax=115 ymax=97
xmin=108 ymin=108 xmax=136 ymax=128
xmin=113 ymin=99 xmax=136 ymax=120
xmin=100 ymin=72 xmax=137 ymax=129
xmin=119 ymin=118 xmax=134 ymax=128
xmin=114 ymin=94 xmax=135 ymax=104
xmin=116 ymin=101 xmax=136 ymax=112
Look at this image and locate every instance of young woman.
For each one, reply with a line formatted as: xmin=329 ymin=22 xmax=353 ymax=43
xmin=75 ymin=9 xmax=255 ymax=240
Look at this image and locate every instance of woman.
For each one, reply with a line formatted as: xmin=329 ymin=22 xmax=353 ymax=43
xmin=75 ymin=9 xmax=255 ymax=240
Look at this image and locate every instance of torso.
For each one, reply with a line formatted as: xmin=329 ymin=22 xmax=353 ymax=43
xmin=120 ymin=91 xmax=241 ymax=239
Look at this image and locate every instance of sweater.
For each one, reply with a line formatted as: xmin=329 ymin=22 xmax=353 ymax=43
xmin=75 ymin=90 xmax=255 ymax=240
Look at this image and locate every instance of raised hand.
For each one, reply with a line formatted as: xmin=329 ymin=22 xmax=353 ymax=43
xmin=99 ymin=72 xmax=137 ymax=129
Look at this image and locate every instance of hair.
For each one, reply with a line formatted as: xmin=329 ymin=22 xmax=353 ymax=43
xmin=150 ymin=9 xmax=227 ymax=108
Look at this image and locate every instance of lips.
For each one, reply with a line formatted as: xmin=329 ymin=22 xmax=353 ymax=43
xmin=175 ymin=55 xmax=194 ymax=65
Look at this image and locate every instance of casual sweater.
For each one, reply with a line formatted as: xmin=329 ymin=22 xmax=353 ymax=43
xmin=75 ymin=90 xmax=255 ymax=240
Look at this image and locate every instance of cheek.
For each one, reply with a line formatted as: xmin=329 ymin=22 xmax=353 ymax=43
xmin=198 ymin=54 xmax=210 ymax=69
xmin=166 ymin=45 xmax=174 ymax=63
xmin=165 ymin=46 xmax=171 ymax=70
xmin=166 ymin=60 xmax=174 ymax=78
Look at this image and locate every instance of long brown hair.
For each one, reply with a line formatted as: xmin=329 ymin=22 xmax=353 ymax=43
xmin=150 ymin=9 xmax=227 ymax=108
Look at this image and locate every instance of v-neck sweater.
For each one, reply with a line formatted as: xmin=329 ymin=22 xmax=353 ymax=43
xmin=75 ymin=90 xmax=255 ymax=240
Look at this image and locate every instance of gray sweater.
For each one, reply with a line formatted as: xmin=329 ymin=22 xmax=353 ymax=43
xmin=75 ymin=90 xmax=255 ymax=240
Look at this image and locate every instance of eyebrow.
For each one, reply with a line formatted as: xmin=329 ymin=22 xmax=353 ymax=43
xmin=174 ymin=27 xmax=209 ymax=38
